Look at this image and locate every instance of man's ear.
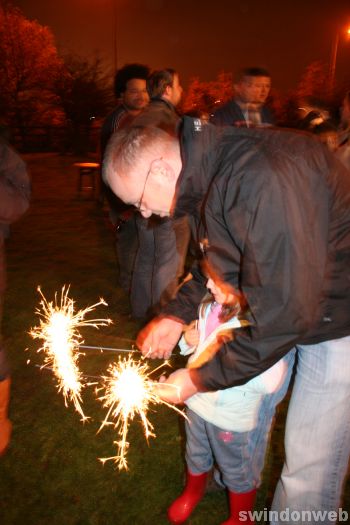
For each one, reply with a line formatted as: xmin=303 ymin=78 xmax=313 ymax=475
xmin=150 ymin=158 xmax=175 ymax=182
xmin=164 ymin=84 xmax=172 ymax=98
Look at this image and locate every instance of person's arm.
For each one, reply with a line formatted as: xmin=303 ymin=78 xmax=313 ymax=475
xmin=189 ymin=146 xmax=328 ymax=391
xmin=0 ymin=141 xmax=30 ymax=224
xmin=137 ymin=262 xmax=207 ymax=358
xmin=179 ymin=321 xmax=200 ymax=355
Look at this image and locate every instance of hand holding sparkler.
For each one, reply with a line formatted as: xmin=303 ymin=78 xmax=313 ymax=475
xmin=97 ymin=355 xmax=186 ymax=470
xmin=156 ymin=368 xmax=199 ymax=404
xmin=137 ymin=317 xmax=184 ymax=359
xmin=29 ymin=287 xmax=189 ymax=471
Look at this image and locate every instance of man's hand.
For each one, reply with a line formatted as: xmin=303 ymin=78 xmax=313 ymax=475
xmin=155 ymin=368 xmax=199 ymax=404
xmin=136 ymin=317 xmax=184 ymax=359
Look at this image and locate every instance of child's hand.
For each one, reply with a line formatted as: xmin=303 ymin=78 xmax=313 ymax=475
xmin=183 ymin=320 xmax=200 ymax=347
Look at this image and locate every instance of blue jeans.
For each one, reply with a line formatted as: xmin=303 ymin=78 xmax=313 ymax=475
xmin=185 ymin=350 xmax=296 ymax=493
xmin=271 ymin=337 xmax=350 ymax=524
xmin=247 ymin=348 xmax=296 ymax=486
xmin=185 ymin=408 xmax=258 ymax=492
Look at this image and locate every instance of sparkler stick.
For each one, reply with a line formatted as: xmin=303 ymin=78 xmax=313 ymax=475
xmin=29 ymin=286 xmax=112 ymax=421
xmin=34 ymin=363 xmax=101 ymax=381
xmin=79 ymin=344 xmax=139 ymax=354
xmin=97 ymin=354 xmax=186 ymax=470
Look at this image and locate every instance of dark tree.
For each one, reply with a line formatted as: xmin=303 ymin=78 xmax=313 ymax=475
xmin=0 ymin=6 xmax=64 ymax=130
xmin=55 ymin=54 xmax=114 ymax=153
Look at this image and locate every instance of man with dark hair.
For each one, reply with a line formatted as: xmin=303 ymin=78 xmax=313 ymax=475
xmin=100 ymin=63 xmax=150 ymax=294
xmin=101 ymin=63 xmax=150 ymax=154
xmin=211 ymin=67 xmax=274 ymax=128
xmin=127 ymin=68 xmax=190 ymax=319
xmin=103 ymin=119 xmax=350 ymax=523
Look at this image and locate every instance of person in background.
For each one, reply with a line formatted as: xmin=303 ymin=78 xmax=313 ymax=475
xmin=100 ymin=63 xmax=150 ymax=294
xmin=166 ymin=260 xmax=293 ymax=524
xmin=295 ymin=97 xmax=331 ymax=132
xmin=210 ymin=67 xmax=274 ymax=128
xmin=128 ymin=69 xmax=191 ymax=320
xmin=0 ymin=136 xmax=30 ymax=455
xmin=312 ymin=121 xmax=339 ymax=153
xmin=134 ymin=68 xmax=183 ymax=132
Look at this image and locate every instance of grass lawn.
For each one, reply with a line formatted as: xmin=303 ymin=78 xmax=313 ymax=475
xmin=0 ymin=153 xmax=349 ymax=525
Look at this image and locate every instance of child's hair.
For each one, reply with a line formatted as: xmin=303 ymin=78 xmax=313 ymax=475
xmin=201 ymin=292 xmax=241 ymax=322
xmin=219 ymin=302 xmax=241 ymax=322
xmin=201 ymin=258 xmax=244 ymax=322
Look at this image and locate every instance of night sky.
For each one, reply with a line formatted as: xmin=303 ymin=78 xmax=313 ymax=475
xmin=9 ymin=0 xmax=350 ymax=94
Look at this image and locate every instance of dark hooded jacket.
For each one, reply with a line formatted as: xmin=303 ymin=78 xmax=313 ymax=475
xmin=163 ymin=117 xmax=350 ymax=391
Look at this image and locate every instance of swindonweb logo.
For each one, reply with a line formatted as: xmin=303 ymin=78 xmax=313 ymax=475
xmin=238 ymin=508 xmax=349 ymax=522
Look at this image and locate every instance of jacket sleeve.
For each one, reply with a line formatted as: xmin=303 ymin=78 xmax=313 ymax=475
xmin=0 ymin=141 xmax=31 ymax=225
xmin=163 ymin=260 xmax=208 ymax=323
xmin=190 ymin=140 xmax=331 ymax=391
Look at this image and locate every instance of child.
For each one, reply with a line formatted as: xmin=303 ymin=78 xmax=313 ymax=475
xmin=167 ymin=268 xmax=293 ymax=525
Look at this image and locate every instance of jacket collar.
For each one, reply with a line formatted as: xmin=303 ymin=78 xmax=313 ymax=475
xmin=172 ymin=117 xmax=223 ymax=219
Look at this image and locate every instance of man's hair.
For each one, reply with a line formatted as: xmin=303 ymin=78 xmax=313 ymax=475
xmin=236 ymin=67 xmax=271 ymax=82
xmin=103 ymin=125 xmax=172 ymax=185
xmin=147 ymin=68 xmax=177 ymax=99
xmin=114 ymin=63 xmax=150 ymax=98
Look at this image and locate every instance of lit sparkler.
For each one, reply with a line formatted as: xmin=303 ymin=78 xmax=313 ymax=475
xmin=97 ymin=354 xmax=185 ymax=470
xmin=30 ymin=286 xmax=112 ymax=420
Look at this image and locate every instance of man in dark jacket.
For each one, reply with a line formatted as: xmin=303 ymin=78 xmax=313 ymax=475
xmin=0 ymin=138 xmax=30 ymax=454
xmin=103 ymin=119 xmax=350 ymax=522
xmin=211 ymin=67 xmax=274 ymax=128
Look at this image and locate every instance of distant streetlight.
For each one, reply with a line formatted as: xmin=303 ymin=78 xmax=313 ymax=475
xmin=329 ymin=25 xmax=350 ymax=92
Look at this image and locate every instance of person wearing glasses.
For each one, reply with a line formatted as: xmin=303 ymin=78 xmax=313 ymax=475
xmin=103 ymin=119 xmax=350 ymax=524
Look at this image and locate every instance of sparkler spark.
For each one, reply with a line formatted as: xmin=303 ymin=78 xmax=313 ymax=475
xmin=97 ymin=355 xmax=185 ymax=470
xmin=30 ymin=286 xmax=112 ymax=420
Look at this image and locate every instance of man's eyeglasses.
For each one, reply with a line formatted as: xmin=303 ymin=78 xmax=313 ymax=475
xmin=134 ymin=158 xmax=163 ymax=211
xmin=135 ymin=165 xmax=152 ymax=211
